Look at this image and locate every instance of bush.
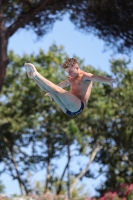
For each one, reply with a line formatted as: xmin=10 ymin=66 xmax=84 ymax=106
xmin=89 ymin=183 xmax=133 ymax=200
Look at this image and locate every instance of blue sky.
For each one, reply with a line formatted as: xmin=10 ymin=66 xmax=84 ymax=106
xmin=2 ymin=15 xmax=132 ymax=197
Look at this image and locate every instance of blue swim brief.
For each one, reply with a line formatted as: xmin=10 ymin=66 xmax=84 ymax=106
xmin=66 ymin=101 xmax=84 ymax=116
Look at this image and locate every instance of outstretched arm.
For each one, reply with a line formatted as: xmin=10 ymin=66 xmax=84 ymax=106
xmin=86 ymin=73 xmax=116 ymax=87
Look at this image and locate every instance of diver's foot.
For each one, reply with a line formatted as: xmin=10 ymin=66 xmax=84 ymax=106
xmin=24 ymin=63 xmax=39 ymax=78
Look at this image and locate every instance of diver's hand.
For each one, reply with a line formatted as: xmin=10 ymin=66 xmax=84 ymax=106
xmin=45 ymin=93 xmax=52 ymax=101
xmin=109 ymin=78 xmax=117 ymax=87
xmin=24 ymin=63 xmax=38 ymax=78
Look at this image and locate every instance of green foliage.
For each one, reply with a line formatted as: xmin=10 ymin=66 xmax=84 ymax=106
xmin=30 ymin=176 xmax=89 ymax=199
xmin=94 ymin=59 xmax=133 ymax=195
xmin=1 ymin=43 xmax=105 ymax=194
xmin=0 ymin=180 xmax=5 ymax=193
xmin=0 ymin=44 xmax=73 ymax=193
xmin=69 ymin=0 xmax=133 ymax=53
xmin=4 ymin=0 xmax=65 ymax=36
xmin=1 ymin=43 xmax=133 ymax=197
xmin=127 ymin=190 xmax=133 ymax=200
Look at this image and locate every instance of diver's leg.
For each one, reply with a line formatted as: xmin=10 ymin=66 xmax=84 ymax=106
xmin=33 ymin=78 xmax=49 ymax=93
xmin=34 ymin=79 xmax=67 ymax=113
xmin=50 ymin=93 xmax=67 ymax=113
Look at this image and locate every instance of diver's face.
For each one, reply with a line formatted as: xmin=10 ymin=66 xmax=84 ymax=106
xmin=65 ymin=64 xmax=79 ymax=77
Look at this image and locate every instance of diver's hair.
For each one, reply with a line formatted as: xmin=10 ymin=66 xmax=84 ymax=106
xmin=62 ymin=58 xmax=78 ymax=69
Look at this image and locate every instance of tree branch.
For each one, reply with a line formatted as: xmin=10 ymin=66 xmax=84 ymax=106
xmin=70 ymin=144 xmax=100 ymax=194
xmin=3 ymin=137 xmax=27 ymax=194
xmin=7 ymin=0 xmax=50 ymax=38
xmin=57 ymin=142 xmax=71 ymax=194
xmin=57 ymin=160 xmax=69 ymax=194
xmin=4 ymin=159 xmax=17 ymax=179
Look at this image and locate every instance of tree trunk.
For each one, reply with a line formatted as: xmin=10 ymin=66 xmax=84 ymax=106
xmin=67 ymin=143 xmax=71 ymax=200
xmin=0 ymin=1 xmax=8 ymax=92
xmin=70 ymin=144 xmax=100 ymax=194
xmin=57 ymin=141 xmax=71 ymax=195
xmin=57 ymin=156 xmax=70 ymax=194
xmin=10 ymin=152 xmax=27 ymax=195
xmin=45 ymin=159 xmax=51 ymax=192
xmin=3 ymin=137 xmax=27 ymax=195
xmin=0 ymin=0 xmax=52 ymax=92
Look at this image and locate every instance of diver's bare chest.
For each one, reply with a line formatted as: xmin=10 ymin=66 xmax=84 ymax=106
xmin=69 ymin=77 xmax=84 ymax=89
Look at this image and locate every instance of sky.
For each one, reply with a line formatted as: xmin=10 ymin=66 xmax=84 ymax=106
xmin=8 ymin=15 xmax=131 ymax=73
xmin=1 ymin=15 xmax=132 ymax=197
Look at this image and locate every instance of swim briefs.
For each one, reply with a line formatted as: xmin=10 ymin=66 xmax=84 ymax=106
xmin=66 ymin=101 xmax=84 ymax=116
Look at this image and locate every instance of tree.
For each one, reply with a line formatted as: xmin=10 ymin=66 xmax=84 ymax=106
xmin=4 ymin=43 xmax=133 ymax=198
xmin=0 ymin=44 xmax=110 ymax=196
xmin=1 ymin=0 xmax=133 ymax=91
xmin=85 ymin=59 xmax=133 ymax=196
xmin=0 ymin=44 xmax=70 ymax=195
xmin=70 ymin=0 xmax=133 ymax=53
